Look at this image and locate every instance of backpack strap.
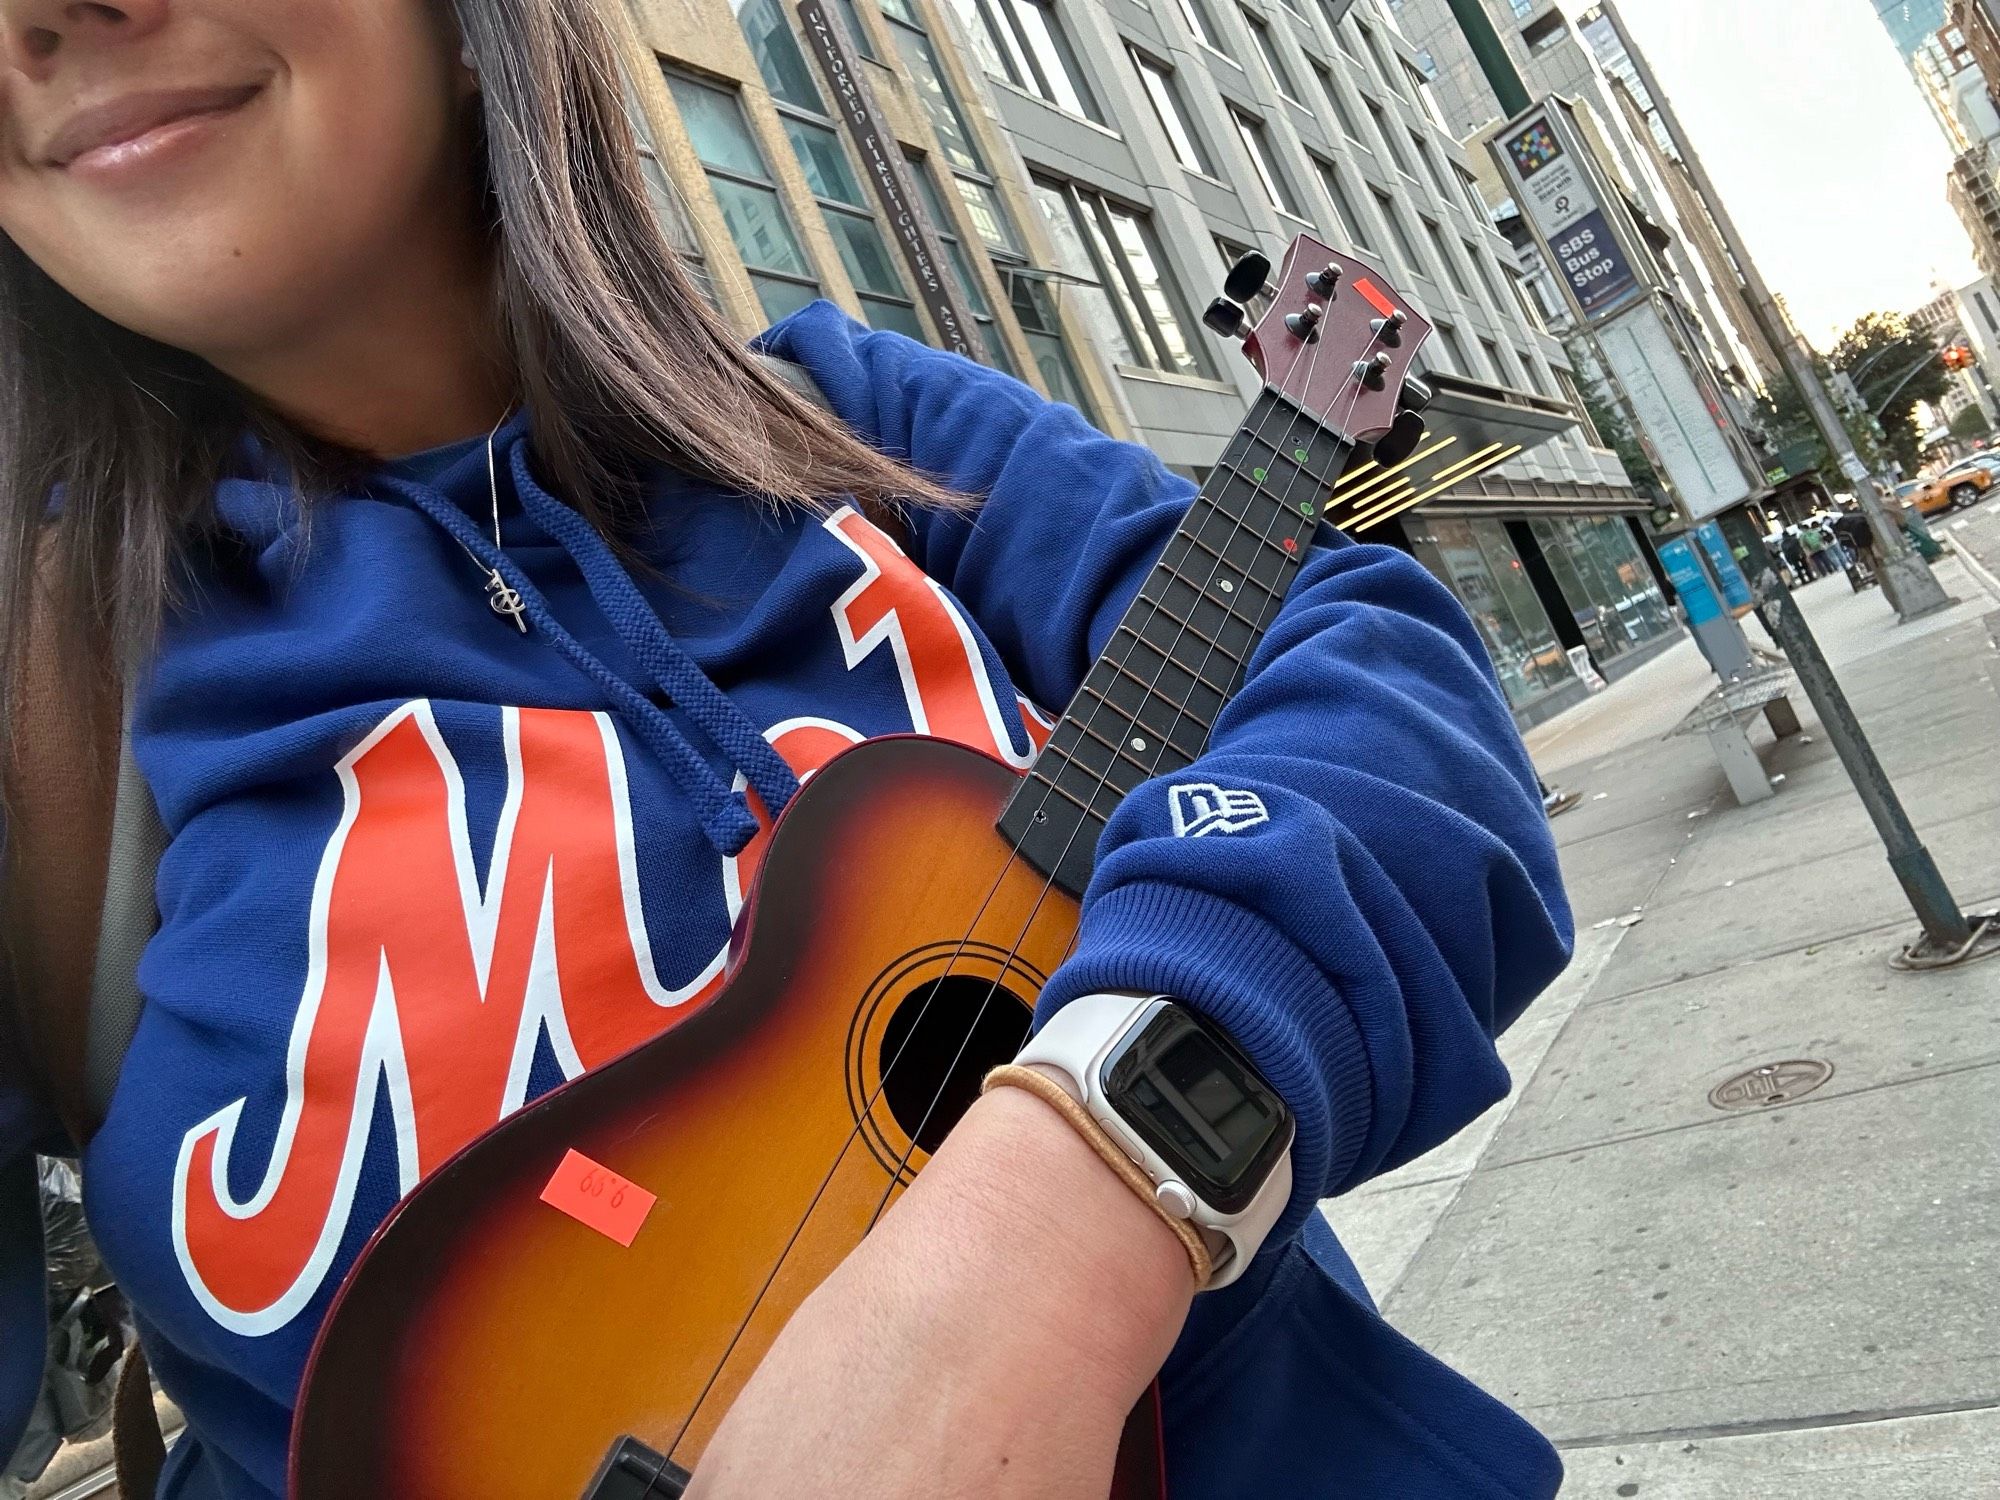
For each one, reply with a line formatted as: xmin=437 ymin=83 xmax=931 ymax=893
xmin=1 ymin=562 xmax=124 ymax=1151
xmin=86 ymin=713 xmax=168 ymax=1129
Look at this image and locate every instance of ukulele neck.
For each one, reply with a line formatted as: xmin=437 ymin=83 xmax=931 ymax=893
xmin=996 ymin=388 xmax=1352 ymax=896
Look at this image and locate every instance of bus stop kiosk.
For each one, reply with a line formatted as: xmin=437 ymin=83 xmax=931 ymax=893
xmin=1656 ymin=512 xmax=1802 ymax=803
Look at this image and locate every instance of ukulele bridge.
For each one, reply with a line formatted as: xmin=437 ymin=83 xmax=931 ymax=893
xmin=583 ymin=1436 xmax=689 ymax=1499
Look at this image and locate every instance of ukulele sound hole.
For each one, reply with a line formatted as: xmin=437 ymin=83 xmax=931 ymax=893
xmin=879 ymin=976 xmax=1033 ymax=1155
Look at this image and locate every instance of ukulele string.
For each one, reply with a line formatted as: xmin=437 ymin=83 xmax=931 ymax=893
xmin=650 ymin=284 xmax=1373 ymax=1487
xmin=860 ymin=309 xmax=1371 ymax=1238
xmin=1137 ymin=327 xmax=1383 ymax=805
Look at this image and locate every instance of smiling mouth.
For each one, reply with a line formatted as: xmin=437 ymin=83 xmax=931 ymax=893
xmin=44 ymin=83 xmax=263 ymax=171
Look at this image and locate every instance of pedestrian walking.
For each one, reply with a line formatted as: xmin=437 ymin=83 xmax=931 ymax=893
xmin=1779 ymin=530 xmax=1810 ymax=588
xmin=1799 ymin=521 xmax=1832 ymax=579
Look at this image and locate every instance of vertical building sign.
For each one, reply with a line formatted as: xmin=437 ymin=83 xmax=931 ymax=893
xmin=797 ymin=0 xmax=978 ymax=357
xmin=1494 ymin=109 xmax=1643 ymax=324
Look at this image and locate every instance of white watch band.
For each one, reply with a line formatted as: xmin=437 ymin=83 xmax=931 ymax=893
xmin=1014 ymin=993 xmax=1292 ymax=1290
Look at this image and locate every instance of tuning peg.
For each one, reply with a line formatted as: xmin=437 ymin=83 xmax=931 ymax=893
xmin=1305 ymin=263 xmax=1342 ymax=299
xmin=1370 ymin=310 xmax=1407 ymax=347
xmin=1398 ymin=375 xmax=1435 ymax=413
xmin=1203 ymin=298 xmax=1248 ymax=340
xmin=1352 ymin=351 xmax=1392 ymax=390
xmin=1224 ymin=251 xmax=1274 ymax=304
xmin=1371 ymin=409 xmax=1426 ymax=468
xmin=1285 ymin=303 xmax=1324 ymax=343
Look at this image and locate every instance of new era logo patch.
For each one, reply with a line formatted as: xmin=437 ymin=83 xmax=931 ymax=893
xmin=1169 ymin=782 xmax=1270 ymax=838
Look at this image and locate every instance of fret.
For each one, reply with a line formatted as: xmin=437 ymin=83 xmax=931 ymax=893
xmin=1085 ymin=655 xmax=1221 ymax=762
xmin=998 ymin=387 xmax=1351 ymax=896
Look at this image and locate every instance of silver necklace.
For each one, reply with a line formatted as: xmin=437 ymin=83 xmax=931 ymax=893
xmin=455 ymin=414 xmax=528 ymax=634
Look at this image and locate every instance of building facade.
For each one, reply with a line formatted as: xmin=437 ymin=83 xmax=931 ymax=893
xmin=1875 ymin=0 xmax=1952 ymax=71
xmin=622 ymin=0 xmax=1678 ymax=723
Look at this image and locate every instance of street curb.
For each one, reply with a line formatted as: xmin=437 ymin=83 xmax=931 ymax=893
xmin=1953 ymin=539 xmax=2000 ymax=603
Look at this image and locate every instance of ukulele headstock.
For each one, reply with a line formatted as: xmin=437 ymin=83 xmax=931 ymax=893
xmin=1204 ymin=234 xmax=1434 ymax=453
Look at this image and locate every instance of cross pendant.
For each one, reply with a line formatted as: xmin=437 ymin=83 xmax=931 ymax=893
xmin=486 ymin=571 xmax=529 ymax=634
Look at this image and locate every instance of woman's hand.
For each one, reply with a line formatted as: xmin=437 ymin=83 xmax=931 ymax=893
xmin=683 ymin=1084 xmax=1196 ymax=1499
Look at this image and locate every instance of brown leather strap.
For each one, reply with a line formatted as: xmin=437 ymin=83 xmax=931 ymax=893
xmin=112 ymin=1341 xmax=165 ymax=1499
xmin=0 ymin=543 xmax=121 ymax=1149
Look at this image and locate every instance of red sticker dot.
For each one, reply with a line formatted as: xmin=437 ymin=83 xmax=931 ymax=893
xmin=1283 ymin=537 xmax=1299 ymax=553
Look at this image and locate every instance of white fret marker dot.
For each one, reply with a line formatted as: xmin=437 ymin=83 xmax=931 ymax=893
xmin=1131 ymin=736 xmax=1148 ymax=752
xmin=1220 ymin=579 xmax=1236 ymax=593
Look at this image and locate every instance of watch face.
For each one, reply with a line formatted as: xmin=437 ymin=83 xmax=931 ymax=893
xmin=1100 ymin=1006 xmax=1293 ymax=1216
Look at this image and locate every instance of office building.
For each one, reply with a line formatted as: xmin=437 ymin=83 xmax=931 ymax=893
xmin=626 ymin=0 xmax=1677 ymax=723
xmin=1875 ymin=0 xmax=1952 ymax=72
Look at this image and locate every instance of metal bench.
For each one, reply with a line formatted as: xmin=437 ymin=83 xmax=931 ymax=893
xmin=1670 ymin=663 xmax=1804 ymax=805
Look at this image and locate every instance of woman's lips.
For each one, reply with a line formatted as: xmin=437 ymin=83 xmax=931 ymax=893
xmin=43 ymin=83 xmax=262 ymax=174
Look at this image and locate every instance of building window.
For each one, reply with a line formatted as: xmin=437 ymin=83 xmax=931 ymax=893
xmin=1517 ymin=348 xmax=1555 ymax=398
xmin=832 ymin=0 xmax=879 ymax=60
xmin=1243 ymin=7 xmax=1303 ymax=102
xmin=1418 ymin=518 xmax=1574 ymax=712
xmin=906 ymin=152 xmax=1016 ymax=373
xmin=1131 ymin=49 xmax=1215 ymax=174
xmin=1233 ymin=109 xmax=1302 ymax=216
xmin=1366 ymin=99 xmax=1415 ymax=179
xmin=1311 ymin=60 xmax=1364 ymax=142
xmin=1175 ymin=0 xmax=1225 ymax=51
xmin=1527 ymin=515 xmax=1679 ymax=669
xmin=1554 ymin=365 xmax=1601 ymax=442
xmin=626 ymin=87 xmax=719 ymax=308
xmin=1453 ymin=163 xmax=1490 ymax=223
xmin=1370 ymin=186 xmax=1425 ymax=277
xmin=1433 ymin=320 xmax=1469 ymax=376
xmin=948 ymin=0 xmax=1103 ymax=122
xmin=1352 ymin=18 xmax=1392 ymax=85
xmin=1402 ymin=59 xmax=1444 ymax=126
xmin=1468 ymin=240 xmax=1505 ymax=308
xmin=1312 ymin=155 xmax=1373 ymax=252
xmin=1478 ymin=336 xmax=1506 ymax=381
xmin=1978 ymin=289 xmax=2000 ymax=333
xmin=1411 ymin=132 xmax=1452 ymax=199
xmin=878 ymin=1 xmax=1020 ymax=260
xmin=1422 ymin=216 xmax=1471 ymax=297
xmin=1033 ymin=177 xmax=1215 ymax=378
xmin=667 ymin=74 xmax=821 ymax=322
xmin=735 ymin=0 xmax=926 ymax=338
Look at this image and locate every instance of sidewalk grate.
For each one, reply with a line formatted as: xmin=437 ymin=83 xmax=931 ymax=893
xmin=1708 ymin=1059 xmax=1834 ymax=1111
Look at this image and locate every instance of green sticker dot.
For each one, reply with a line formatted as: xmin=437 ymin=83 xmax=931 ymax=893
xmin=1300 ymin=501 xmax=1316 ymax=516
xmin=1294 ymin=447 xmax=1309 ymax=463
xmin=1253 ymin=466 xmax=1268 ymax=482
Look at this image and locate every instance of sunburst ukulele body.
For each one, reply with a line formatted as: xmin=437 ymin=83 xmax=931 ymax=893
xmin=291 ymin=236 xmax=1433 ymax=1499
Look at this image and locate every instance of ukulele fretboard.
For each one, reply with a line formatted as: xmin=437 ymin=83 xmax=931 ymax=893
xmin=997 ymin=389 xmax=1352 ymax=896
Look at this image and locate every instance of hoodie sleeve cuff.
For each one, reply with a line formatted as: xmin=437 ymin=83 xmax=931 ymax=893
xmin=1036 ymin=880 xmax=1376 ymax=1240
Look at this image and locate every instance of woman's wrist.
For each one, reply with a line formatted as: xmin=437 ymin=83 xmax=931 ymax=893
xmin=859 ymin=1084 xmax=1195 ymax=1410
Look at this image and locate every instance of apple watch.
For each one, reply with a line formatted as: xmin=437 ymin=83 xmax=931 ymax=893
xmin=1012 ymin=993 xmax=1294 ymax=1289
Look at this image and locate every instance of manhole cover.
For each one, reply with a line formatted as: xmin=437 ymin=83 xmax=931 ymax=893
xmin=1708 ymin=1059 xmax=1834 ymax=1111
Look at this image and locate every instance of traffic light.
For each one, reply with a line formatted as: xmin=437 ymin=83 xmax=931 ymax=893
xmin=1943 ymin=343 xmax=1978 ymax=370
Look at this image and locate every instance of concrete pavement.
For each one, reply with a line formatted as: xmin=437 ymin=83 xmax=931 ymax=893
xmin=1326 ymin=548 xmax=2000 ymax=1495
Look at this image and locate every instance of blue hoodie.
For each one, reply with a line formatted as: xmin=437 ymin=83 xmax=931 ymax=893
xmin=1 ymin=304 xmax=1572 ymax=1499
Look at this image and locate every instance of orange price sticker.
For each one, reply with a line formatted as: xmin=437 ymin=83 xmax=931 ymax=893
xmin=539 ymin=1149 xmax=656 ymax=1247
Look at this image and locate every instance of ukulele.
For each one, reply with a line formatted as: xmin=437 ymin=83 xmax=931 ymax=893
xmin=289 ymin=233 xmax=1432 ymax=1499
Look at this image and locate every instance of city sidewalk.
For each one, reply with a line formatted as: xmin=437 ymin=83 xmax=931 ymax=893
xmin=1327 ymin=554 xmax=2000 ymax=1494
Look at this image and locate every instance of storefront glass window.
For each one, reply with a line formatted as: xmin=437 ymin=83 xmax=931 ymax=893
xmin=1421 ymin=519 xmax=1576 ymax=711
xmin=1528 ymin=515 xmax=1678 ymax=668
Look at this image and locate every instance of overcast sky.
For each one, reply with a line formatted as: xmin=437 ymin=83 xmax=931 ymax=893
xmin=1563 ymin=0 xmax=1979 ymax=349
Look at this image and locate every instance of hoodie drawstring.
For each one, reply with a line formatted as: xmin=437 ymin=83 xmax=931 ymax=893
xmin=376 ymin=468 xmax=777 ymax=857
xmin=503 ymin=445 xmax=802 ymax=825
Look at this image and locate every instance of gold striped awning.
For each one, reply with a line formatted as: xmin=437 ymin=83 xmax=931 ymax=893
xmin=1320 ymin=376 xmax=1587 ymax=532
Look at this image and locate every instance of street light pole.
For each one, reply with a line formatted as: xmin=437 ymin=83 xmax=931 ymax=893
xmin=1600 ymin=1 xmax=1954 ymax=622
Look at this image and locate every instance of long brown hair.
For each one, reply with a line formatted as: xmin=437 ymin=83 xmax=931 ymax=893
xmin=0 ymin=0 xmax=956 ymax=699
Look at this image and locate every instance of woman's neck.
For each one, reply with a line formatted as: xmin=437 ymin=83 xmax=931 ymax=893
xmin=215 ymin=223 xmax=515 ymax=458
